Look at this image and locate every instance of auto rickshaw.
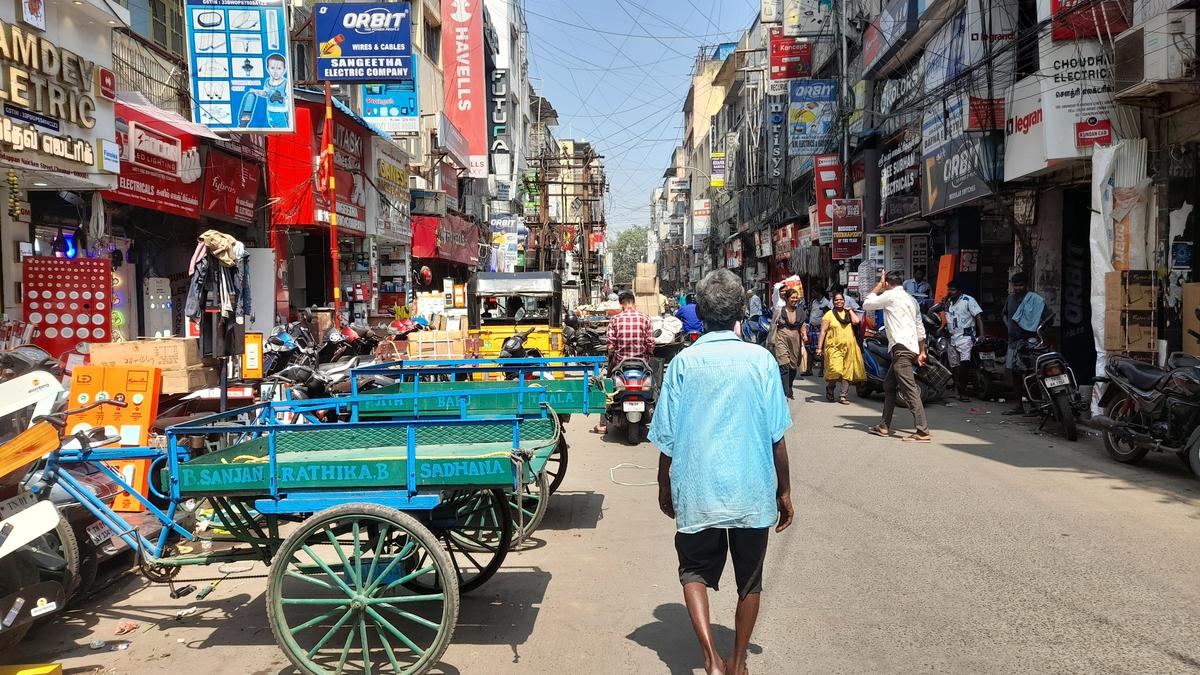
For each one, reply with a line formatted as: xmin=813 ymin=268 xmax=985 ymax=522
xmin=467 ymin=272 xmax=565 ymax=360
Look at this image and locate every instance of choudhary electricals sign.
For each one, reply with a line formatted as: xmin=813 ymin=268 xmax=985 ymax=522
xmin=315 ymin=3 xmax=413 ymax=81
xmin=0 ymin=20 xmax=106 ymax=167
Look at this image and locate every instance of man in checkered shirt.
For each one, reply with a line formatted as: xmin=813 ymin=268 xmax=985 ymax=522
xmin=594 ymin=290 xmax=656 ymax=434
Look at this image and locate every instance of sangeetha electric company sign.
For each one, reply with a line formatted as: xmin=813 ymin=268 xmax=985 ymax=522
xmin=315 ymin=2 xmax=413 ymax=82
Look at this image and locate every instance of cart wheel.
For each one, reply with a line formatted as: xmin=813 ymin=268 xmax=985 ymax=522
xmin=545 ymin=438 xmax=568 ymax=495
xmin=510 ymin=470 xmax=550 ymax=546
xmin=407 ymin=490 xmax=512 ymax=594
xmin=267 ymin=503 xmax=458 ymax=675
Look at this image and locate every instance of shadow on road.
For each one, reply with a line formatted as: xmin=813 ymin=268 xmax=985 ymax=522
xmin=539 ymin=491 xmax=605 ymax=530
xmin=626 ymin=603 xmax=761 ymax=675
xmin=455 ymin=566 xmax=552 ymax=665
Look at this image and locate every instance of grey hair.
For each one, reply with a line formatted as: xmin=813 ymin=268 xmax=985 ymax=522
xmin=696 ymin=269 xmax=745 ymax=330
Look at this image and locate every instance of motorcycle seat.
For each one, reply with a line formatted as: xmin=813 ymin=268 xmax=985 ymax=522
xmin=1167 ymin=352 xmax=1200 ymax=370
xmin=1111 ymin=358 xmax=1166 ymax=392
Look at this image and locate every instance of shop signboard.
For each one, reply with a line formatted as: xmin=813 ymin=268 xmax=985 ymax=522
xmin=439 ymin=161 xmax=460 ymax=211
xmin=104 ymin=103 xmax=201 ymax=218
xmin=201 ymin=149 xmax=260 ymax=226
xmin=757 ymin=228 xmax=774 ymax=257
xmin=669 ymin=176 xmax=691 ymax=194
xmin=361 ymin=66 xmax=420 ymax=135
xmin=788 ymin=79 xmax=837 ymax=156
xmin=692 ymin=199 xmax=712 ymax=236
xmin=436 ymin=112 xmax=469 ymax=169
xmin=773 ymin=223 xmax=794 ymax=259
xmin=1003 ymin=75 xmax=1046 ymax=181
xmin=920 ymin=95 xmax=993 ymax=215
xmin=710 ymin=153 xmax=726 ymax=187
xmin=765 ymin=94 xmax=787 ymax=180
xmin=783 ymin=0 xmax=832 ymax=36
xmin=1040 ymin=41 xmax=1116 ymax=159
xmin=831 ymin=199 xmax=864 ymax=260
xmin=490 ymin=66 xmax=512 ymax=176
xmin=880 ymin=130 xmax=922 ymax=226
xmin=768 ymin=27 xmax=813 ymax=95
xmin=1039 ymin=0 xmax=1130 ymax=41
xmin=964 ymin=0 xmax=1018 ymax=130
xmin=374 ymin=138 xmax=412 ymax=243
xmin=863 ymin=0 xmax=917 ymax=75
xmin=812 ymin=153 xmax=842 ymax=227
xmin=185 ymin=0 xmax=294 ymax=132
xmin=314 ymin=2 xmax=413 ymax=81
xmin=923 ymin=10 xmax=967 ymax=94
xmin=315 ymin=121 xmax=368 ymax=234
xmin=725 ymin=239 xmax=744 ymax=269
xmin=762 ymin=0 xmax=782 ymax=23
xmin=441 ymin=0 xmax=488 ymax=178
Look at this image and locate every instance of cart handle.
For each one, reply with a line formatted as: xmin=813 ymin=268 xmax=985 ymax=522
xmin=33 ymin=399 xmax=128 ymax=431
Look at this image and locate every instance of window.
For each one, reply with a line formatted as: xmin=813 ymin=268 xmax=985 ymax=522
xmin=424 ymin=20 xmax=441 ymax=65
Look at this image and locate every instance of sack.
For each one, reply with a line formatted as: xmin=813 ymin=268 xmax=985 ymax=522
xmin=799 ymin=343 xmax=809 ymax=373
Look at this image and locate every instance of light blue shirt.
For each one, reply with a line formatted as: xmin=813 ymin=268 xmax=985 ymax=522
xmin=648 ymin=331 xmax=792 ymax=534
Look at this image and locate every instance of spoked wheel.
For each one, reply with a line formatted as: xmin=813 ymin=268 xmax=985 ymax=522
xmin=1103 ymin=395 xmax=1148 ymax=463
xmin=267 ymin=503 xmax=458 ymax=675
xmin=544 ymin=437 xmax=569 ymax=494
xmin=408 ymin=489 xmax=512 ymax=594
xmin=509 ymin=470 xmax=549 ymax=547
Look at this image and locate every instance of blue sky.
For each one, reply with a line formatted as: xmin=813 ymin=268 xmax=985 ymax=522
xmin=522 ymin=0 xmax=760 ymax=235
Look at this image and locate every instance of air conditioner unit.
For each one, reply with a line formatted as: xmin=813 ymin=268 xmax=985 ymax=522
xmin=1114 ymin=11 xmax=1197 ymax=96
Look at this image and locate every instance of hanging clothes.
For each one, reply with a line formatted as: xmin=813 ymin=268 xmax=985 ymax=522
xmin=185 ymin=232 xmax=251 ymax=357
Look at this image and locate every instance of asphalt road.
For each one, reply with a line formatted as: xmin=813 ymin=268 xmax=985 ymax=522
xmin=9 ymin=376 xmax=1200 ymax=674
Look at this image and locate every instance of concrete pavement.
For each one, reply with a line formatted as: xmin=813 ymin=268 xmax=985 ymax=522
xmin=8 ymin=375 xmax=1200 ymax=673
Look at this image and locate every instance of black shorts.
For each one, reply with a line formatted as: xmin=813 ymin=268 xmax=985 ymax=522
xmin=675 ymin=528 xmax=769 ymax=599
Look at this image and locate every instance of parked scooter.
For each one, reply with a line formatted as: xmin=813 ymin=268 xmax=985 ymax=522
xmin=857 ymin=325 xmax=953 ymax=404
xmin=740 ymin=312 xmax=771 ymax=347
xmin=1090 ymin=352 xmax=1200 ymax=473
xmin=1011 ymin=318 xmax=1082 ymax=441
xmin=607 ymin=358 xmax=657 ymax=445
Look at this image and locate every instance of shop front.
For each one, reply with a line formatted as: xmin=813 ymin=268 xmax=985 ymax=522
xmin=373 ymin=138 xmax=413 ymax=318
xmin=411 ymin=213 xmax=480 ymax=299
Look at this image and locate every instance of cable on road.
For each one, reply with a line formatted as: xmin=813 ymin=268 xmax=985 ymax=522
xmin=609 ymin=463 xmax=658 ymax=487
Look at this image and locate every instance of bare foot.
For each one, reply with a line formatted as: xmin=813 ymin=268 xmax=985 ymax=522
xmin=725 ymin=658 xmax=748 ymax=675
xmin=705 ymin=656 xmax=726 ymax=675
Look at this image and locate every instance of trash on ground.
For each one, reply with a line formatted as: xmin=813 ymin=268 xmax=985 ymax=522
xmin=175 ymin=606 xmax=199 ymax=620
xmin=89 ymin=639 xmax=106 ymax=649
xmin=114 ymin=621 xmax=139 ymax=635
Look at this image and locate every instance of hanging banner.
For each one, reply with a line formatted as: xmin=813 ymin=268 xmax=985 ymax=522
xmin=765 ymin=94 xmax=787 ymax=180
xmin=762 ymin=0 xmax=783 ymax=22
xmin=692 ymin=199 xmax=712 ymax=236
xmin=185 ymin=0 xmax=295 ymax=132
xmin=813 ymin=153 xmax=842 ymax=227
xmin=710 ymin=153 xmax=726 ymax=188
xmin=831 ymin=199 xmax=864 ymax=260
xmin=783 ymin=0 xmax=832 ymax=36
xmin=921 ymin=95 xmax=994 ymax=215
xmin=768 ymin=27 xmax=813 ymax=95
xmin=104 ymin=103 xmax=202 ymax=218
xmin=201 ymin=149 xmax=261 ymax=226
xmin=788 ymin=79 xmax=837 ymax=156
xmin=442 ymin=0 xmax=488 ymax=178
xmin=314 ymin=2 xmax=413 ymax=81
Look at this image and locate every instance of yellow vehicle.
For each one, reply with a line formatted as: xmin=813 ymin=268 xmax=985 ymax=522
xmin=467 ymin=272 xmax=565 ymax=360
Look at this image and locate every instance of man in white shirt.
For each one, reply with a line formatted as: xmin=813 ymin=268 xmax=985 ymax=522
xmin=863 ymin=270 xmax=931 ymax=442
xmin=944 ymin=278 xmax=985 ymax=401
xmin=903 ymin=267 xmax=932 ymax=300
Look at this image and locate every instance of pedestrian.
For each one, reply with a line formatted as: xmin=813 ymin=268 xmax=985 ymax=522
xmin=831 ymin=284 xmax=860 ymax=312
xmin=649 ymin=268 xmax=794 ymax=675
xmin=767 ymin=287 xmax=806 ymax=399
xmin=804 ymin=288 xmax=831 ymax=376
xmin=903 ymin=267 xmax=932 ymax=301
xmin=747 ymin=288 xmax=763 ymax=320
xmin=1002 ymin=272 xmax=1051 ymax=415
xmin=816 ymin=292 xmax=866 ymax=404
xmin=944 ymin=279 xmax=985 ymax=402
xmin=863 ymin=270 xmax=932 ymax=442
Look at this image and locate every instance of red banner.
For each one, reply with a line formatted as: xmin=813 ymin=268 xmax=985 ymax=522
xmin=769 ymin=27 xmax=812 ymax=83
xmin=202 ymin=150 xmax=261 ymax=226
xmin=104 ymin=102 xmax=201 ymax=218
xmin=442 ymin=0 xmax=487 ymax=178
xmin=412 ymin=214 xmax=480 ymax=266
xmin=813 ymin=153 xmax=843 ymax=226
xmin=315 ymin=121 xmax=368 ymax=234
xmin=831 ymin=199 xmax=864 ymax=260
xmin=1049 ymin=0 xmax=1129 ymax=41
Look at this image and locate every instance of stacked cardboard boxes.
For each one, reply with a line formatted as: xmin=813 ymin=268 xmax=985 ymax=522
xmin=407 ymin=329 xmax=468 ymax=360
xmin=89 ymin=338 xmax=219 ymax=394
xmin=634 ymin=262 xmax=661 ymax=316
xmin=1103 ymin=271 xmax=1156 ymax=355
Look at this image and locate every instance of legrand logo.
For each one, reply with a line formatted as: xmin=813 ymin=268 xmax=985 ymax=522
xmin=339 ymin=7 xmax=406 ymax=34
xmin=1007 ymin=109 xmax=1042 ymax=136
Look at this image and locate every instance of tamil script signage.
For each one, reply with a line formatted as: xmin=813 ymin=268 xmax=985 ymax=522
xmin=104 ymin=102 xmax=200 ymax=217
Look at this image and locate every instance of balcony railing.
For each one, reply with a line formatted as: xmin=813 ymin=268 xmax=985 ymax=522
xmin=112 ymin=29 xmax=190 ymax=116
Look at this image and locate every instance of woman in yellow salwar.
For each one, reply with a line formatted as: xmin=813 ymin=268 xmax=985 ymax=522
xmin=816 ymin=291 xmax=866 ymax=404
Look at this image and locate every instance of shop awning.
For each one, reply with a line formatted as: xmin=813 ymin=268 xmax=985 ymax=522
xmin=876 ymin=219 xmax=933 ymax=234
xmin=117 ymin=92 xmax=222 ymax=140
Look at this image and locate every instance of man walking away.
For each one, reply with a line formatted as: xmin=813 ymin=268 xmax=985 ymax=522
xmin=593 ymin=290 xmax=655 ymax=434
xmin=650 ymin=269 xmax=793 ymax=675
xmin=864 ymin=270 xmax=932 ymax=442
xmin=1002 ymin=272 xmax=1051 ymax=415
xmin=945 ymin=279 xmax=985 ymax=402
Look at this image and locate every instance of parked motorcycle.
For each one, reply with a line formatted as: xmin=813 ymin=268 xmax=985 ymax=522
xmin=857 ymin=325 xmax=953 ymax=405
xmin=1090 ymin=352 xmax=1200 ymax=472
xmin=1011 ymin=319 xmax=1082 ymax=441
xmin=607 ymin=357 xmax=657 ymax=445
xmin=739 ymin=313 xmax=771 ymax=347
xmin=924 ymin=303 xmax=1007 ymax=400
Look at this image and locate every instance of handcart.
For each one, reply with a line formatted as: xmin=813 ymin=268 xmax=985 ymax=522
xmin=31 ymin=384 xmax=565 ymax=674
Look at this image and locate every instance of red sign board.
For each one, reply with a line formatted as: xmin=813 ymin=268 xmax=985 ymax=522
xmin=1075 ymin=117 xmax=1113 ymax=147
xmin=103 ymin=103 xmax=200 ymax=218
xmin=97 ymin=68 xmax=116 ymax=101
xmin=812 ymin=153 xmax=843 ymax=226
xmin=202 ymin=150 xmax=261 ymax=226
xmin=769 ymin=27 xmax=812 ymax=82
xmin=1049 ymin=0 xmax=1129 ymax=40
xmin=314 ymin=121 xmax=368 ymax=234
xmin=831 ymin=199 xmax=864 ymax=260
xmin=413 ymin=214 xmax=480 ymax=266
xmin=442 ymin=0 xmax=487 ymax=178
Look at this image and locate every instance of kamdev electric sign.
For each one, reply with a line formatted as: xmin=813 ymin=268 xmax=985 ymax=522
xmin=315 ymin=3 xmax=413 ymax=82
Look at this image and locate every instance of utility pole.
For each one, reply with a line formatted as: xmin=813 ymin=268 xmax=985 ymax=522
xmin=538 ymin=150 xmax=549 ymax=272
xmin=839 ymin=0 xmax=852 ymax=194
xmin=581 ymin=150 xmax=592 ymax=303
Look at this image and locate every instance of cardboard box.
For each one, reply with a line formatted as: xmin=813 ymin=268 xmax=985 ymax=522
xmin=635 ymin=297 xmax=660 ymax=316
xmin=633 ymin=276 xmax=659 ymax=295
xmin=1184 ymin=283 xmax=1200 ymax=357
xmin=161 ymin=366 xmax=219 ymax=394
xmin=1104 ymin=310 xmax=1157 ymax=352
xmin=1105 ymin=270 xmax=1154 ymax=311
xmin=89 ymin=338 xmax=201 ymax=370
xmin=636 ymin=262 xmax=657 ymax=278
xmin=407 ymin=329 xmax=467 ymax=359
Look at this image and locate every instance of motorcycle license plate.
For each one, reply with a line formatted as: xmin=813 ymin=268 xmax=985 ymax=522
xmin=623 ymin=401 xmax=645 ymax=412
xmin=86 ymin=521 xmax=115 ymax=546
xmin=1043 ymin=374 xmax=1070 ymax=389
xmin=979 ymin=352 xmax=995 ymax=362
xmin=0 ymin=491 xmax=36 ymax=520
